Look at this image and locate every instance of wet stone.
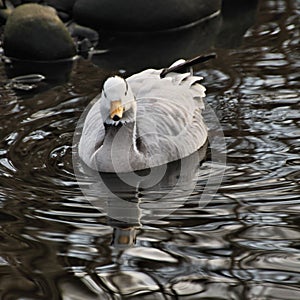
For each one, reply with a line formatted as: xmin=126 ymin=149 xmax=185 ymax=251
xmin=3 ymin=3 xmax=76 ymax=60
xmin=73 ymin=0 xmax=222 ymax=31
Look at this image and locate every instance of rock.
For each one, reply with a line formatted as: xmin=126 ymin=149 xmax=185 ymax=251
xmin=73 ymin=0 xmax=222 ymax=31
xmin=91 ymin=16 xmax=221 ymax=74
xmin=0 ymin=0 xmax=13 ymax=23
xmin=3 ymin=3 xmax=76 ymax=60
xmin=46 ymin=0 xmax=75 ymax=13
xmin=46 ymin=0 xmax=76 ymax=21
xmin=67 ymin=22 xmax=99 ymax=54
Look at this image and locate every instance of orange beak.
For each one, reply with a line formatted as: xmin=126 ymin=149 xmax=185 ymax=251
xmin=110 ymin=100 xmax=123 ymax=120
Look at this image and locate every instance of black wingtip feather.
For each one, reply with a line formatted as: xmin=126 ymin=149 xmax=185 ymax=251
xmin=160 ymin=53 xmax=217 ymax=78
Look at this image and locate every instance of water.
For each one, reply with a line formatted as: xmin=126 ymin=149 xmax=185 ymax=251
xmin=0 ymin=0 xmax=299 ymax=299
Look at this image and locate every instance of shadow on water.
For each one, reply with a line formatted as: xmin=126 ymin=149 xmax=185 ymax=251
xmin=1 ymin=0 xmax=300 ymax=299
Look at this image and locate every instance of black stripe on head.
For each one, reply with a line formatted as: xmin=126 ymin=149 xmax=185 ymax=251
xmin=124 ymin=78 xmax=129 ymax=96
xmin=102 ymin=86 xmax=107 ymax=98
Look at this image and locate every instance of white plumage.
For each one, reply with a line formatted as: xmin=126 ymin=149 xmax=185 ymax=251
xmin=78 ymin=57 xmax=209 ymax=173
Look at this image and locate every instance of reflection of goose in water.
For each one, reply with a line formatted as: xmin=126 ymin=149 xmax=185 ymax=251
xmin=74 ymin=144 xmax=207 ymax=248
xmin=78 ymin=55 xmax=214 ymax=173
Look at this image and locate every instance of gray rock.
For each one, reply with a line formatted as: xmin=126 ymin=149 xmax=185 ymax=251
xmin=46 ymin=0 xmax=75 ymax=13
xmin=3 ymin=3 xmax=76 ymax=60
xmin=73 ymin=0 xmax=222 ymax=31
xmin=46 ymin=0 xmax=75 ymax=21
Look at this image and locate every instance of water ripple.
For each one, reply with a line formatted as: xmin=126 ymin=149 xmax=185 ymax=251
xmin=0 ymin=1 xmax=300 ymax=299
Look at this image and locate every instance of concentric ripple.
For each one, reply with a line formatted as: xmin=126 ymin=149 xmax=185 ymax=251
xmin=0 ymin=0 xmax=300 ymax=299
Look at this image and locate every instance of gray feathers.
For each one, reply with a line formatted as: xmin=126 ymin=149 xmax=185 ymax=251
xmin=78 ymin=60 xmax=208 ymax=172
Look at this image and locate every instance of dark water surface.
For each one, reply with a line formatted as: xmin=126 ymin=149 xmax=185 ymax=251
xmin=0 ymin=0 xmax=300 ymax=299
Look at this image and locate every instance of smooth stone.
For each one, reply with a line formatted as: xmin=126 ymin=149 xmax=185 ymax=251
xmin=73 ymin=0 xmax=222 ymax=31
xmin=46 ymin=0 xmax=76 ymax=21
xmin=91 ymin=15 xmax=221 ymax=74
xmin=3 ymin=3 xmax=76 ymax=60
xmin=46 ymin=0 xmax=76 ymax=13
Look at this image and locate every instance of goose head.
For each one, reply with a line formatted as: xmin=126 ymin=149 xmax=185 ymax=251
xmin=100 ymin=76 xmax=136 ymax=126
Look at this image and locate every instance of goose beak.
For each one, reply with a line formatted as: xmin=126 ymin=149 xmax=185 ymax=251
xmin=110 ymin=100 xmax=123 ymax=120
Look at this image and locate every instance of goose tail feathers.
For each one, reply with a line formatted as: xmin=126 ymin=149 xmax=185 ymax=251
xmin=160 ymin=53 xmax=216 ymax=78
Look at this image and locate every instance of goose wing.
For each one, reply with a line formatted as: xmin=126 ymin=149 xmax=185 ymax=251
xmin=128 ymin=69 xmax=207 ymax=166
xmin=78 ymin=96 xmax=105 ymax=168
